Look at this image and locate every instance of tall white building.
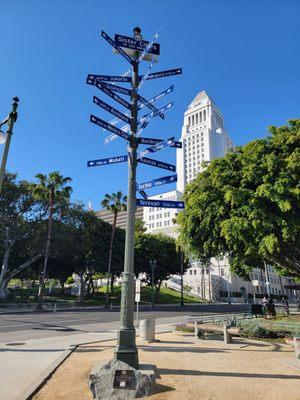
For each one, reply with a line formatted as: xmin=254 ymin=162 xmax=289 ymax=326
xmin=143 ymin=190 xmax=182 ymax=237
xmin=176 ymin=90 xmax=233 ymax=192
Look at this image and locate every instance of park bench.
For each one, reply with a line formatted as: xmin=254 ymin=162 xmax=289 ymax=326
xmin=186 ymin=321 xmax=241 ymax=344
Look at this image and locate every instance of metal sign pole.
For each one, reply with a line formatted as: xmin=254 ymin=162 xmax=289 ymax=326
xmin=114 ymin=28 xmax=140 ymax=369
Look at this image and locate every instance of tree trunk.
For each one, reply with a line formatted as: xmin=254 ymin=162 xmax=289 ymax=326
xmin=155 ymin=281 xmax=162 ymax=302
xmin=105 ymin=212 xmax=117 ymax=307
xmin=110 ymin=270 xmax=115 ymax=295
xmin=0 ymin=244 xmax=13 ymax=300
xmin=59 ymin=279 xmax=65 ymax=295
xmin=37 ymin=189 xmax=54 ymax=310
xmin=0 ymin=278 xmax=10 ymax=299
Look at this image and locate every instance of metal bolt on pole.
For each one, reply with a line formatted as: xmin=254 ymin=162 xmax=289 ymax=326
xmin=0 ymin=97 xmax=19 ymax=194
xmin=114 ymin=28 xmax=141 ymax=369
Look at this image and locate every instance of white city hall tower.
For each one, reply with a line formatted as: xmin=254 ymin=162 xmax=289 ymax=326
xmin=176 ymin=90 xmax=233 ymax=192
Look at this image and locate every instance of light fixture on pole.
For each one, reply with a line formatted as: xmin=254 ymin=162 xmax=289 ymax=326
xmin=0 ymin=97 xmax=19 ymax=194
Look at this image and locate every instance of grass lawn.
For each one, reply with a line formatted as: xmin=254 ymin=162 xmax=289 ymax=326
xmin=1 ymin=285 xmax=203 ymax=306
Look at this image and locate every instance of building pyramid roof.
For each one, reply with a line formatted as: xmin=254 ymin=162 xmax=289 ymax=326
xmin=190 ymin=90 xmax=209 ymax=105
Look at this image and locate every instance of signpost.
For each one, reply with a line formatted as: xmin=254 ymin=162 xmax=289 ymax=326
xmin=87 ymin=155 xmax=128 ymax=167
xmin=136 ymin=199 xmax=185 ymax=209
xmin=93 ymin=96 xmax=130 ymax=124
xmin=86 ymin=26 xmax=182 ymax=370
xmin=138 ymin=136 xmax=182 ymax=148
xmin=137 ymin=174 xmax=177 ymax=190
xmin=138 ymin=156 xmax=176 ymax=172
xmin=137 ymin=137 xmax=174 ymax=159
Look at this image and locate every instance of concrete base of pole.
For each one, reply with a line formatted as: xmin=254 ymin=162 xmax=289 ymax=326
xmin=89 ymin=359 xmax=156 ymax=399
xmin=114 ymin=328 xmax=139 ymax=369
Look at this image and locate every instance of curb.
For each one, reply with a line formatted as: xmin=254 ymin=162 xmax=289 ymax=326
xmin=14 ymin=346 xmax=75 ymax=400
xmin=13 ymin=328 xmax=172 ymax=400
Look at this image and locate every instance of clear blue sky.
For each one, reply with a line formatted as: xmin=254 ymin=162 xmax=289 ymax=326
xmin=1 ymin=0 xmax=299 ymax=209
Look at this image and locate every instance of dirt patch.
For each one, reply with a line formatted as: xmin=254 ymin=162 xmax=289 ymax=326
xmin=33 ymin=332 xmax=300 ymax=400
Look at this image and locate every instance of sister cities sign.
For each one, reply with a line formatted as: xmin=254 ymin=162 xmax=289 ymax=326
xmin=114 ymin=34 xmax=160 ymax=55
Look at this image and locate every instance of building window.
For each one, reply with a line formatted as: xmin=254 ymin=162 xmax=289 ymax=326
xmin=194 ymin=270 xmax=197 ymax=275
xmin=200 ymin=112 xmax=202 ymax=122
xmin=203 ymin=110 xmax=206 ymax=121
xmin=196 ymin=113 xmax=198 ymax=124
xmin=192 ymin=115 xmax=194 ymax=125
xmin=188 ymin=116 xmax=190 ymax=126
xmin=189 ymin=270 xmax=192 ymax=275
xmin=221 ymin=268 xmax=224 ymax=276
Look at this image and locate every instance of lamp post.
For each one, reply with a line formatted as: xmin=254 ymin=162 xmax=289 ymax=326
xmin=0 ymin=97 xmax=19 ymax=194
xmin=180 ymin=251 xmax=184 ymax=307
xmin=150 ymin=259 xmax=157 ymax=308
xmin=114 ymin=27 xmax=141 ymax=369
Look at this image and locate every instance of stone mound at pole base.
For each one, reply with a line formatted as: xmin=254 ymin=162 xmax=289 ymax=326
xmin=89 ymin=359 xmax=156 ymax=399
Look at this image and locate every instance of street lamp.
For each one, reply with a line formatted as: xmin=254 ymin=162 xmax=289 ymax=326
xmin=0 ymin=97 xmax=19 ymax=194
xmin=149 ymin=259 xmax=157 ymax=308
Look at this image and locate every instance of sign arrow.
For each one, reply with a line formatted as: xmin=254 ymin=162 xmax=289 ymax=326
xmin=87 ymin=79 xmax=131 ymax=110
xmin=100 ymin=82 xmax=132 ymax=96
xmin=136 ymin=199 xmax=184 ymax=209
xmin=138 ymin=157 xmax=176 ymax=172
xmin=138 ymin=137 xmax=182 ymax=149
xmin=87 ymin=155 xmax=128 ymax=167
xmin=145 ymin=68 xmax=182 ymax=80
xmin=87 ymin=74 xmax=132 ymax=83
xmin=101 ymin=30 xmax=134 ymax=65
xmin=93 ymin=96 xmax=130 ymax=124
xmin=136 ymin=174 xmax=178 ymax=191
xmin=137 ymin=137 xmax=175 ymax=160
xmin=114 ymin=34 xmax=160 ymax=56
xmin=90 ymin=115 xmax=130 ymax=141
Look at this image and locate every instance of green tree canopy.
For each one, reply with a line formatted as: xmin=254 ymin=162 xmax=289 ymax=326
xmin=135 ymin=233 xmax=188 ymax=294
xmin=178 ymin=120 xmax=300 ymax=278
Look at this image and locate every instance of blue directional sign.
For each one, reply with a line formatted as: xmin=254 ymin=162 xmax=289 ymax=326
xmin=114 ymin=34 xmax=160 ymax=55
xmin=137 ymin=174 xmax=177 ymax=191
xmin=139 ymin=190 xmax=148 ymax=199
xmin=101 ymin=82 xmax=132 ymax=96
xmin=138 ymin=101 xmax=174 ymax=126
xmin=87 ymin=78 xmax=131 ymax=110
xmin=101 ymin=30 xmax=134 ymax=65
xmin=87 ymin=155 xmax=128 ymax=167
xmin=138 ymin=137 xmax=182 ymax=149
xmin=138 ymin=157 xmax=176 ymax=172
xmin=137 ymin=137 xmax=174 ymax=160
xmin=87 ymin=74 xmax=132 ymax=83
xmin=90 ymin=115 xmax=130 ymax=141
xmin=138 ymin=94 xmax=165 ymax=120
xmin=138 ymin=28 xmax=161 ymax=62
xmin=136 ymin=199 xmax=184 ymax=209
xmin=138 ymin=85 xmax=174 ymax=111
xmin=93 ymin=96 xmax=130 ymax=124
xmin=146 ymin=68 xmax=182 ymax=80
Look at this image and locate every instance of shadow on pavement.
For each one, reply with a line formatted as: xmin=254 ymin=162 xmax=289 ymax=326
xmin=158 ymin=369 xmax=300 ymax=379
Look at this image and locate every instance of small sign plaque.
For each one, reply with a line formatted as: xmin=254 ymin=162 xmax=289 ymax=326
xmin=113 ymin=370 xmax=136 ymax=390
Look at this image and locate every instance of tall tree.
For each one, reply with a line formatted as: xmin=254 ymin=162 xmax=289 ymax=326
xmin=0 ymin=173 xmax=43 ymax=299
xmin=31 ymin=171 xmax=72 ymax=309
xmin=135 ymin=233 xmax=189 ymax=301
xmin=178 ymin=120 xmax=300 ymax=278
xmin=101 ymin=191 xmax=126 ymax=307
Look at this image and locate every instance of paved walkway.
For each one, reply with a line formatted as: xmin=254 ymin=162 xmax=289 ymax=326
xmin=0 ymin=324 xmax=171 ymax=400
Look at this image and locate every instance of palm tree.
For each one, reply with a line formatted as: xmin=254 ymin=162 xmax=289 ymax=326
xmin=101 ymin=191 xmax=127 ymax=307
xmin=31 ymin=172 xmax=72 ymax=310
